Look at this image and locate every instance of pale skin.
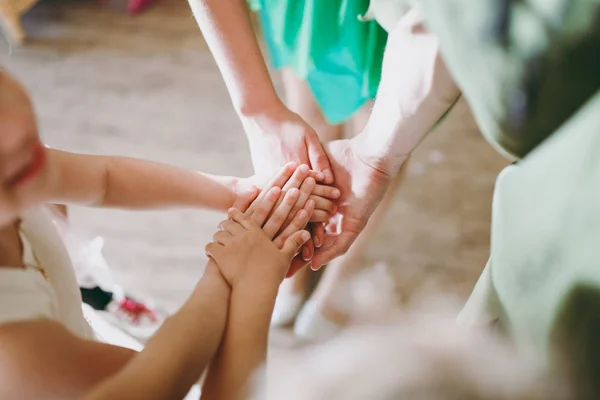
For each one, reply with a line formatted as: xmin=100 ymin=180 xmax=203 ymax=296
xmin=86 ymin=187 xmax=314 ymax=400
xmin=0 ymin=70 xmax=338 ymax=399
xmin=187 ymin=1 xmax=462 ymax=282
xmin=187 ymin=0 xmax=333 ymax=256
xmin=87 ymin=185 xmax=315 ymax=400
xmin=83 ymin=9 xmax=464 ymax=398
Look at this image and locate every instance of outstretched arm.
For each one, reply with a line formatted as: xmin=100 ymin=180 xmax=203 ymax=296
xmin=202 ymin=187 xmax=313 ymax=400
xmin=84 ymin=262 xmax=230 ymax=400
xmin=187 ymin=0 xmax=334 ymax=182
xmin=353 ymin=7 xmax=461 ymax=176
xmin=48 ymin=149 xmax=240 ymax=211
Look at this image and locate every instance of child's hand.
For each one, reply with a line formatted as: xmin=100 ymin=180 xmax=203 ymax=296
xmin=206 ymin=187 xmax=313 ymax=288
xmin=236 ymin=163 xmax=340 ymax=223
xmin=234 ymin=163 xmax=340 ymax=263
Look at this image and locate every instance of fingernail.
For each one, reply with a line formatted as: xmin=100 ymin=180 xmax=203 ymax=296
xmin=269 ymin=187 xmax=281 ymax=196
xmin=314 ymin=236 xmax=321 ymax=247
xmin=317 ymin=171 xmax=325 ymax=181
xmin=332 ymin=188 xmax=340 ymax=198
xmin=299 ymin=164 xmax=309 ymax=173
xmin=323 ymin=169 xmax=332 ymax=181
xmin=301 ymin=231 xmax=311 ymax=241
xmin=227 ymin=207 xmax=236 ymax=214
xmin=303 ymin=248 xmax=311 ymax=261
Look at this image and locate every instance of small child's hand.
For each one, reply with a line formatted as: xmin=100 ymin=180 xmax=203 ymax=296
xmin=206 ymin=186 xmax=313 ymax=288
xmin=237 ymin=163 xmax=340 ymax=220
xmin=234 ymin=163 xmax=340 ymax=264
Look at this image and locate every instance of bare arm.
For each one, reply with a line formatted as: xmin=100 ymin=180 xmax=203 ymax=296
xmin=187 ymin=0 xmax=279 ymax=116
xmin=353 ymin=7 xmax=461 ymax=176
xmin=85 ymin=263 xmax=230 ymax=400
xmin=0 ymin=320 xmax=134 ymax=400
xmin=202 ymin=185 xmax=314 ymax=400
xmin=201 ymin=281 xmax=277 ymax=400
xmin=187 ymin=0 xmax=334 ymax=183
xmin=47 ymin=149 xmax=239 ymax=211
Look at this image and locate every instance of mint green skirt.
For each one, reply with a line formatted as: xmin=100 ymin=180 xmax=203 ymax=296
xmin=249 ymin=0 xmax=387 ymax=124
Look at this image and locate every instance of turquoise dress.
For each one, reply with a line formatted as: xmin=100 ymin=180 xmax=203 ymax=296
xmin=249 ymin=0 xmax=388 ymax=124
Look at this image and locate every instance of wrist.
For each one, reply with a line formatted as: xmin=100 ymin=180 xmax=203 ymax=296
xmin=351 ymin=133 xmax=408 ymax=178
xmin=234 ymin=274 xmax=280 ymax=301
xmin=238 ymin=100 xmax=293 ymax=139
xmin=236 ymin=92 xmax=285 ymax=124
xmin=189 ymin=261 xmax=231 ymax=303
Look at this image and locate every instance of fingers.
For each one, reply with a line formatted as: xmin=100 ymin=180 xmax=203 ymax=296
xmin=246 ymin=186 xmax=281 ymax=226
xmin=228 ymin=208 xmax=258 ymax=230
xmin=301 ymin=238 xmax=314 ymax=261
xmin=287 ymin=257 xmax=310 ymax=278
xmin=246 ymin=163 xmax=297 ymax=215
xmin=281 ymin=230 xmax=311 ymax=260
xmin=311 ymin=222 xmax=325 ymax=248
xmin=312 ymin=184 xmax=340 ymax=199
xmin=262 ymin=188 xmax=301 ymax=239
xmin=306 ymin=133 xmax=334 ymax=184
xmin=218 ymin=219 xmax=245 ymax=236
xmin=281 ymin=164 xmax=310 ymax=191
xmin=268 ymin=162 xmax=298 ymax=189
xmin=205 ymin=241 xmax=224 ymax=261
xmin=274 ymin=200 xmax=314 ymax=248
xmin=231 ymin=186 xmax=259 ymax=213
xmin=310 ymin=232 xmax=355 ymax=270
xmin=310 ymin=195 xmax=337 ymax=214
xmin=309 ymin=209 xmax=332 ymax=223
xmin=281 ymin=177 xmax=315 ymax=228
xmin=308 ymin=170 xmax=325 ymax=182
xmin=213 ymin=230 xmax=233 ymax=245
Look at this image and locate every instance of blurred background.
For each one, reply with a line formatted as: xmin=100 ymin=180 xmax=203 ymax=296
xmin=0 ymin=0 xmax=507 ymax=315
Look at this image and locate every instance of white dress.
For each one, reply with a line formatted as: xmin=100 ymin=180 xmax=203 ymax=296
xmin=0 ymin=207 xmax=94 ymax=339
xmin=0 ymin=206 xmax=144 ymax=351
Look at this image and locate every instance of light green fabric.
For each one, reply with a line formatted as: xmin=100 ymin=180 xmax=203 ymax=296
xmin=421 ymin=0 xmax=600 ymax=160
xmin=416 ymin=0 xmax=600 ymax=394
xmin=460 ymin=91 xmax=600 ymax=395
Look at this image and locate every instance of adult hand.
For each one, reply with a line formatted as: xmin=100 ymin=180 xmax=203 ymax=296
xmin=241 ymin=103 xmax=334 ymax=184
xmin=287 ymin=138 xmax=395 ymax=276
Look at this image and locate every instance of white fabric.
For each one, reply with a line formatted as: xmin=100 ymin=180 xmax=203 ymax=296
xmin=0 ymin=207 xmax=93 ymax=340
xmin=359 ymin=0 xmax=414 ymax=32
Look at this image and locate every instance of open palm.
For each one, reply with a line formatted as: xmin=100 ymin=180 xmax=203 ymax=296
xmin=283 ymin=138 xmax=392 ymax=275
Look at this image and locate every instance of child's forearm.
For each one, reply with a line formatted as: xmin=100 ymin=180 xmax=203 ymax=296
xmin=201 ymin=281 xmax=278 ymax=400
xmin=85 ymin=262 xmax=230 ymax=400
xmin=50 ymin=149 xmax=240 ymax=211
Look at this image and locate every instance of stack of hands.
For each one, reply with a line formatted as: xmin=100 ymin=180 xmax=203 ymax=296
xmin=218 ymin=134 xmax=394 ymax=282
xmin=206 ymin=162 xmax=345 ymax=287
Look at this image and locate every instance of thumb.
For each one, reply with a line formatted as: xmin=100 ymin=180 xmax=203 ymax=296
xmin=310 ymin=232 xmax=354 ymax=270
xmin=281 ymin=230 xmax=311 ymax=260
xmin=232 ymin=186 xmax=259 ymax=213
xmin=306 ymin=132 xmax=334 ymax=184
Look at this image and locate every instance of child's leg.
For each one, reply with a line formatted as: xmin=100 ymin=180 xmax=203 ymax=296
xmin=271 ymin=69 xmax=344 ymax=326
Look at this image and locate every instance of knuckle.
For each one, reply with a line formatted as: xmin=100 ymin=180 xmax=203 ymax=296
xmin=270 ymin=213 xmax=285 ymax=225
